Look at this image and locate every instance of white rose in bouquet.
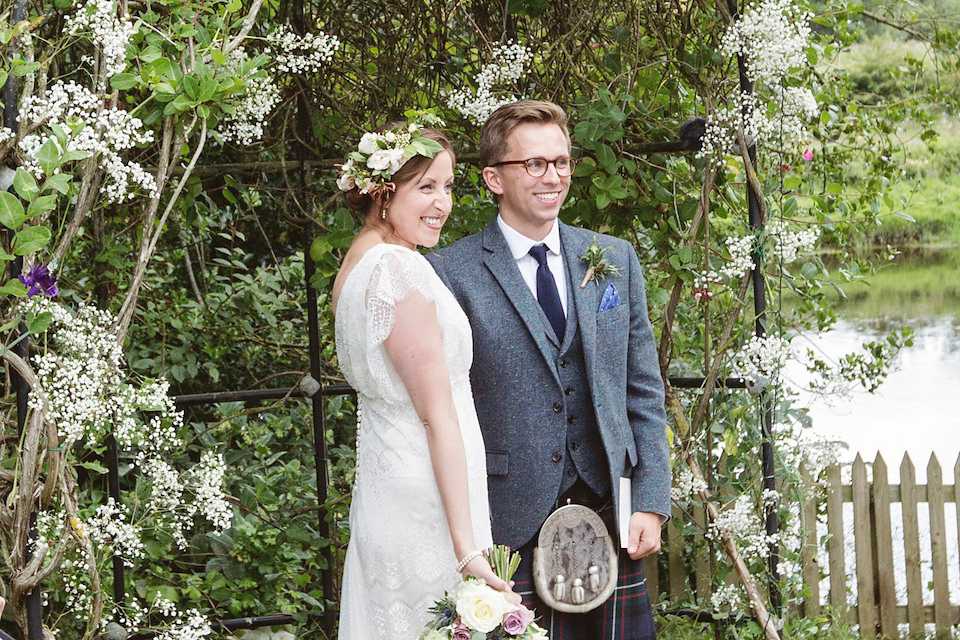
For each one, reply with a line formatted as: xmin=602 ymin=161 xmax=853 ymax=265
xmin=455 ymin=579 xmax=511 ymax=633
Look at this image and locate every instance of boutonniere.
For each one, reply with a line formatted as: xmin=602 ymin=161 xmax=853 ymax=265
xmin=579 ymin=238 xmax=620 ymax=288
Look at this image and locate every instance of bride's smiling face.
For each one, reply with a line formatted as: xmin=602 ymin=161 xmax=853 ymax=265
xmin=385 ymin=150 xmax=455 ymax=250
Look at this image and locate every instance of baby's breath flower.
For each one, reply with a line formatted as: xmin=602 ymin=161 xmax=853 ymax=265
xmin=217 ymin=49 xmax=281 ymax=145
xmin=733 ymin=334 xmax=792 ymax=379
xmin=447 ymin=42 xmax=533 ymax=125
xmin=265 ymin=26 xmax=340 ymax=74
xmin=64 ymin=0 xmax=137 ymax=78
xmin=19 ymin=81 xmax=156 ymax=201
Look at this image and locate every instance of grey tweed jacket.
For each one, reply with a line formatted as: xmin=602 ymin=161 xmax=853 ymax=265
xmin=428 ymin=219 xmax=670 ymax=549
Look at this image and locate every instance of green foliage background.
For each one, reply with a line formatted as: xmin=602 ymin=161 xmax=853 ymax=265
xmin=0 ymin=0 xmax=957 ymax=637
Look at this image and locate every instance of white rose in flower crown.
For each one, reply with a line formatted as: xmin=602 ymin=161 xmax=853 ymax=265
xmin=386 ymin=148 xmax=406 ymax=174
xmin=367 ymin=149 xmax=395 ymax=172
xmin=384 ymin=131 xmax=397 ymax=143
xmin=358 ymin=132 xmax=381 ymax=154
xmin=455 ymin=580 xmax=511 ymax=633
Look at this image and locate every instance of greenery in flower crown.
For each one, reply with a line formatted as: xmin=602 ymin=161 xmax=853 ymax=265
xmin=336 ymin=110 xmax=447 ymax=196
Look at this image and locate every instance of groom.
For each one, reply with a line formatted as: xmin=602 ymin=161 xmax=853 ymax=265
xmin=429 ymin=100 xmax=670 ymax=638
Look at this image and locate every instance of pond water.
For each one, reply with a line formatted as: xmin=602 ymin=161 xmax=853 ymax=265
xmin=792 ymin=247 xmax=960 ymax=481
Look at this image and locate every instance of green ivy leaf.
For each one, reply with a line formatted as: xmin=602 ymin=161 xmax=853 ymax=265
xmin=43 ymin=173 xmax=73 ymax=195
xmin=13 ymin=168 xmax=38 ymax=200
xmin=596 ymin=144 xmax=617 ymax=174
xmin=110 ymin=73 xmax=139 ymax=90
xmin=0 ymin=278 xmax=26 ymax=297
xmin=26 ymin=311 xmax=53 ymax=334
xmin=27 ymin=194 xmax=58 ymax=218
xmin=36 ymin=138 xmax=60 ymax=176
xmin=0 ymin=191 xmax=25 ymax=230
xmin=13 ymin=225 xmax=52 ymax=255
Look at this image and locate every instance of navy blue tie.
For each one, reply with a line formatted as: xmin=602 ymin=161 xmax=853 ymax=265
xmin=529 ymin=244 xmax=565 ymax=341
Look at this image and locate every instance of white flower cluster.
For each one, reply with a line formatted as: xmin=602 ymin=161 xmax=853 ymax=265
xmin=447 ymin=41 xmax=533 ymax=125
xmin=85 ymin=498 xmax=144 ymax=567
xmin=153 ymin=597 xmax=212 ymax=640
xmin=64 ymin=0 xmax=137 ymax=78
xmin=61 ymin=556 xmax=94 ymax=614
xmin=24 ymin=298 xmax=181 ymax=450
xmin=776 ymin=86 xmax=819 ymax=138
xmin=190 ymin=452 xmax=232 ymax=532
xmin=31 ymin=509 xmax=66 ymax=560
xmin=707 ymin=494 xmax=774 ymax=563
xmin=136 ymin=451 xmax=232 ymax=549
xmin=217 ymin=49 xmax=281 ymax=145
xmin=698 ymin=90 xmax=817 ymax=161
xmin=0 ymin=126 xmax=14 ymax=145
xmin=265 ymin=26 xmax=340 ymax=74
xmin=671 ymin=466 xmax=708 ymax=502
xmin=733 ymin=334 xmax=792 ymax=379
xmin=766 ymin=218 xmax=820 ymax=263
xmin=19 ymin=81 xmax=157 ymax=201
xmin=709 ymin=582 xmax=744 ymax=613
xmin=720 ymin=233 xmax=756 ymax=279
xmin=699 ymin=0 xmax=817 ymax=161
xmin=720 ymin=0 xmax=812 ymax=84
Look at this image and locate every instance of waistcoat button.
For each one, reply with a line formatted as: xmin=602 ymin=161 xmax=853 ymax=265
xmin=551 ymin=451 xmax=563 ymax=462
xmin=553 ymin=402 xmax=563 ymax=413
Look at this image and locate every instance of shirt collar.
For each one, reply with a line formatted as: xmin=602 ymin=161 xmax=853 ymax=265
xmin=496 ymin=215 xmax=562 ymax=261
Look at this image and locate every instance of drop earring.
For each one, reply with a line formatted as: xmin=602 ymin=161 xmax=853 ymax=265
xmin=381 ymin=206 xmax=388 ymax=220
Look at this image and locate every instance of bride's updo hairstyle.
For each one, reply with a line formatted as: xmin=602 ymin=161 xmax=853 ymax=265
xmin=343 ymin=127 xmax=455 ymax=233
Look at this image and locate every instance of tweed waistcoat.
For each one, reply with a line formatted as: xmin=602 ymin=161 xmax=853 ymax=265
xmin=556 ymin=299 xmax=611 ymax=498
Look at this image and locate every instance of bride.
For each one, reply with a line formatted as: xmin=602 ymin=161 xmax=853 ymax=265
xmin=331 ymin=117 xmax=515 ymax=639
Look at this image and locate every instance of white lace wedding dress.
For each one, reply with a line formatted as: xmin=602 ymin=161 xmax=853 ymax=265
xmin=334 ymin=243 xmax=493 ymax=639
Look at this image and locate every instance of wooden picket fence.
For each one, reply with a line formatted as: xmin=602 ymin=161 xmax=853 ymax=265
xmin=647 ymin=452 xmax=960 ymax=638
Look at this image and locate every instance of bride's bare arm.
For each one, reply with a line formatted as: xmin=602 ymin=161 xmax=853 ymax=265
xmin=384 ymin=293 xmax=511 ymax=592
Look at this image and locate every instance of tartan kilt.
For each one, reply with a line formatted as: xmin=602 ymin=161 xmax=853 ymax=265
xmin=510 ymin=490 xmax=657 ymax=640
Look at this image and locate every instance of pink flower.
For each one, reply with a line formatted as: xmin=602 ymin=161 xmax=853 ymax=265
xmin=502 ymin=606 xmax=535 ymax=635
xmin=452 ymin=624 xmax=471 ymax=640
xmin=802 ymin=148 xmax=814 ymax=161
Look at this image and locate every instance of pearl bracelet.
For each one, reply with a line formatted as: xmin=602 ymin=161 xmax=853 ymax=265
xmin=455 ymin=548 xmax=485 ymax=573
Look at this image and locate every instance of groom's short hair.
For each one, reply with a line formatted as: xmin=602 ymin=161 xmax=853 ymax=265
xmin=480 ymin=100 xmax=571 ymax=169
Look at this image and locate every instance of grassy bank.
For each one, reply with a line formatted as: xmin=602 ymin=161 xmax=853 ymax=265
xmin=835 ymin=35 xmax=960 ymax=247
xmin=824 ymin=248 xmax=960 ymax=318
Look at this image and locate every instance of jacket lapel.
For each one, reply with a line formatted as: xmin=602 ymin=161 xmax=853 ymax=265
xmin=560 ymin=224 xmax=600 ymax=392
xmin=481 ymin=220 xmax=560 ymax=381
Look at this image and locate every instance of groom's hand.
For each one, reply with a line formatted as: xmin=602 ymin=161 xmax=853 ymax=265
xmin=626 ymin=511 xmax=663 ymax=560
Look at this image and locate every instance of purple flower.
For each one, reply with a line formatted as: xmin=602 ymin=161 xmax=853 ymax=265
xmin=452 ymin=624 xmax=471 ymax=640
xmin=501 ymin=606 xmax=534 ymax=636
xmin=18 ymin=263 xmax=58 ymax=298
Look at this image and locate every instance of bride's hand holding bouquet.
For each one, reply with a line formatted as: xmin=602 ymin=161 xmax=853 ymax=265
xmin=420 ymin=546 xmax=548 ymax=640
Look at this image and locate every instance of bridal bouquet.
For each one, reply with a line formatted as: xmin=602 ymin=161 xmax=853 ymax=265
xmin=419 ymin=546 xmax=549 ymax=640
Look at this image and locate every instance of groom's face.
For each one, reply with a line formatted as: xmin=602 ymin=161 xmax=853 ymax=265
xmin=484 ymin=122 xmax=571 ymax=240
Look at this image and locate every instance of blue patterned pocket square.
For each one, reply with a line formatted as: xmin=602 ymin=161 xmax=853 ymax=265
xmin=598 ymin=284 xmax=622 ymax=312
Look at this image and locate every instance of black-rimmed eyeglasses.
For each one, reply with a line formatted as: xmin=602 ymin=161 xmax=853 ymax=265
xmin=491 ymin=156 xmax=577 ymax=178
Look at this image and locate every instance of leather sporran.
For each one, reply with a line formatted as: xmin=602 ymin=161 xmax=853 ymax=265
xmin=532 ymin=503 xmax=617 ymax=613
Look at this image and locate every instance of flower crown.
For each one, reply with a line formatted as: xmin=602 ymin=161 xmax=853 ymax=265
xmin=337 ymin=112 xmax=446 ymax=196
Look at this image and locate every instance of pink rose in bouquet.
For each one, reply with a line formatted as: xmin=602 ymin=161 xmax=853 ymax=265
xmin=502 ymin=605 xmax=535 ymax=635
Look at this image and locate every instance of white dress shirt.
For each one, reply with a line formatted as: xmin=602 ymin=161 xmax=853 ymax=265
xmin=496 ymin=215 xmax=568 ymax=316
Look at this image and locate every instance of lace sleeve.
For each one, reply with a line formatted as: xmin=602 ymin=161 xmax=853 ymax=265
xmin=355 ymin=248 xmax=439 ymax=402
xmin=365 ymin=248 xmax=437 ymax=346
